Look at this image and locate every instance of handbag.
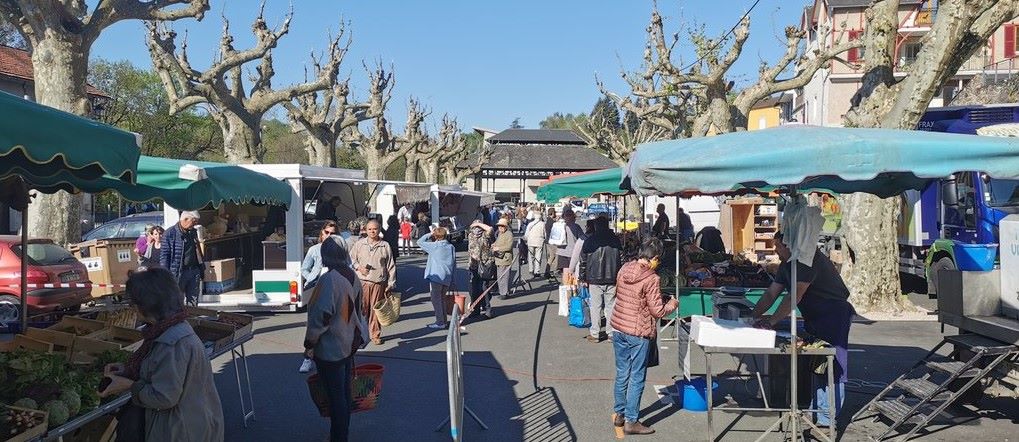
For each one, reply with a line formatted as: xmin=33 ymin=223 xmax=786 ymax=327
xmin=568 ymin=296 xmax=590 ymax=328
xmin=557 ymin=285 xmax=572 ymax=316
xmin=372 ymin=289 xmax=402 ymax=327
xmin=479 ymin=261 xmax=497 ymax=280
xmin=646 ymin=335 xmax=660 ymax=368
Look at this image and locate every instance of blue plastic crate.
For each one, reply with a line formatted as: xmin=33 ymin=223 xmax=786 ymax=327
xmin=953 ymin=242 xmax=997 ymax=271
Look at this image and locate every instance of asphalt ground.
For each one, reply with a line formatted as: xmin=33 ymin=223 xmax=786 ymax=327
xmin=206 ymin=248 xmax=1019 ymax=441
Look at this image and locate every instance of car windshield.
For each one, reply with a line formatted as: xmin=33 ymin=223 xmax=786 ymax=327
xmin=986 ymin=178 xmax=1019 ymax=207
xmin=12 ymin=243 xmax=76 ymax=266
xmin=122 ymin=221 xmax=152 ymax=238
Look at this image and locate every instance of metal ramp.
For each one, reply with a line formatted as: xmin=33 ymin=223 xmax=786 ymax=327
xmin=851 ymin=334 xmax=1019 ymax=441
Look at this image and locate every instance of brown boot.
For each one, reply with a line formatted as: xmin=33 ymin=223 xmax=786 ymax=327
xmin=623 ymin=421 xmax=655 ymax=435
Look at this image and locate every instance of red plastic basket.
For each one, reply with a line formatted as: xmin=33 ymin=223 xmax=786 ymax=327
xmin=307 ymin=363 xmax=385 ymax=416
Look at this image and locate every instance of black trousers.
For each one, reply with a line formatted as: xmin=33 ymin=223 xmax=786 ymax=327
xmin=316 ymin=357 xmax=353 ymax=442
xmin=469 ymin=268 xmax=491 ymax=313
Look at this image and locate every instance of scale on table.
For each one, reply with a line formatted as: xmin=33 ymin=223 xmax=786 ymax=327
xmin=712 ymin=286 xmax=755 ymax=321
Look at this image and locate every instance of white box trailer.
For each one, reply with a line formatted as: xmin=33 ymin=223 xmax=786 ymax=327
xmin=164 ymin=164 xmax=420 ymax=312
xmin=376 ymin=184 xmax=495 ymax=243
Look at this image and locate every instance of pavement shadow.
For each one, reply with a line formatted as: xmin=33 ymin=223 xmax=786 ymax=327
xmin=514 ymin=387 xmax=578 ymax=442
xmin=212 ymin=348 xmax=526 ymax=442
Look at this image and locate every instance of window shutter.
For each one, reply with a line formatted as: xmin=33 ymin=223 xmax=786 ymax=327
xmin=1006 ymin=24 xmax=1016 ymax=59
xmin=847 ymin=30 xmax=861 ymax=62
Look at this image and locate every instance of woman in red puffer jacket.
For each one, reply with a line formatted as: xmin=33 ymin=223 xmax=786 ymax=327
xmin=609 ymin=238 xmax=678 ymax=436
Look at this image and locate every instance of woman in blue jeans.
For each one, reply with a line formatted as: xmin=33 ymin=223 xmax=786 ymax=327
xmin=609 ymin=238 xmax=678 ymax=435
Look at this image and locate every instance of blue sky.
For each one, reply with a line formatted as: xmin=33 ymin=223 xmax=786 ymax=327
xmin=92 ymin=0 xmax=803 ymax=130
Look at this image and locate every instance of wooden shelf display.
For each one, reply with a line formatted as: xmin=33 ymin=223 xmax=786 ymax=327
xmin=720 ymin=199 xmax=779 ymax=259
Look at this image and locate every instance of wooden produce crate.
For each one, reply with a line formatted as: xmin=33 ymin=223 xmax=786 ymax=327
xmin=47 ymin=317 xmax=105 ymax=337
xmin=216 ymin=312 xmax=253 ymax=340
xmin=85 ymin=327 xmax=143 ymax=351
xmin=184 ymin=306 xmax=219 ymax=319
xmin=0 ymin=335 xmax=53 ymax=353
xmin=67 ymin=336 xmax=121 ymax=365
xmin=94 ymin=307 xmax=138 ymax=329
xmin=1 ymin=405 xmax=48 ymax=442
xmin=23 ymin=328 xmax=76 ymax=355
xmin=188 ymin=318 xmax=234 ymax=353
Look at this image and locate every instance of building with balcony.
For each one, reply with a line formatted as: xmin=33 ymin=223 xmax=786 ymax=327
xmin=795 ymin=0 xmax=1019 ymax=127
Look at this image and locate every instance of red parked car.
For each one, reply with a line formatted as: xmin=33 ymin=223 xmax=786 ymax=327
xmin=0 ymin=236 xmax=91 ymax=324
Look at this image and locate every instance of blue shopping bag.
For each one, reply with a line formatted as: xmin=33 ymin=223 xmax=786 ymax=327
xmin=568 ymin=286 xmax=591 ymax=328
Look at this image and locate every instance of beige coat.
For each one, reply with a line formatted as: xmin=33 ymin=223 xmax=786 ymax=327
xmin=492 ymin=230 xmax=514 ymax=267
xmin=351 ymin=238 xmax=397 ymax=285
xmin=130 ymin=321 xmax=224 ymax=442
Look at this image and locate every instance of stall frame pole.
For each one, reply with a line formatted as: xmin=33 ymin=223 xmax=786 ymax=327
xmin=19 ymin=188 xmax=27 ymax=333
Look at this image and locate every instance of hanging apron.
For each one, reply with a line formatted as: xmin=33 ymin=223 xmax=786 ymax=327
xmin=797 ymin=293 xmax=854 ymax=383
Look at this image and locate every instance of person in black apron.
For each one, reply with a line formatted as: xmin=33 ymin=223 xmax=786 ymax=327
xmin=751 ymin=232 xmax=853 ymax=429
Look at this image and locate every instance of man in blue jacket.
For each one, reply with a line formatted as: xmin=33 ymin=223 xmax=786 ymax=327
xmin=160 ymin=211 xmax=205 ymax=306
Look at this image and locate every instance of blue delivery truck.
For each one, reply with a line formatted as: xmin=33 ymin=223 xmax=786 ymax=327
xmin=898 ymin=103 xmax=1019 ymax=296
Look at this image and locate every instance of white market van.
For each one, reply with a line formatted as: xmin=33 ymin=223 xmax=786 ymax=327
xmin=376 ymin=184 xmax=495 ymax=243
xmin=163 ymin=164 xmax=426 ymax=312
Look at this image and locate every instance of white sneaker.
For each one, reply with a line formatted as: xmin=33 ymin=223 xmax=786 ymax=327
xmin=298 ymin=358 xmax=314 ymax=374
xmin=459 ymin=326 xmax=467 ymax=332
xmin=426 ymin=322 xmax=447 ymax=329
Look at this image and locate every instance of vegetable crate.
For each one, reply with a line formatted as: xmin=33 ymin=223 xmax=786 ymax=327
xmin=47 ymin=317 xmax=105 ymax=337
xmin=0 ymin=335 xmax=53 ymax=353
xmin=1 ymin=405 xmax=48 ymax=442
xmin=306 ymin=363 xmax=384 ymax=416
xmin=85 ymin=327 xmax=143 ymax=351
xmin=23 ymin=328 xmax=75 ymax=354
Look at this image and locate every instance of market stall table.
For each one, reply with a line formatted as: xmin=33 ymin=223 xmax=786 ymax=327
xmin=30 ymin=333 xmax=255 ymax=441
xmin=699 ymin=342 xmax=836 ymax=442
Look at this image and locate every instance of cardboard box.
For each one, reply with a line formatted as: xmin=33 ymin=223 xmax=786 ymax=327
xmin=47 ymin=316 xmax=106 ymax=337
xmin=24 ymin=327 xmax=76 ymax=354
xmin=69 ymin=239 xmax=137 ymax=298
xmin=86 ymin=326 xmax=143 ymax=351
xmin=203 ymin=258 xmax=237 ymax=282
xmin=64 ymin=414 xmax=116 ymax=442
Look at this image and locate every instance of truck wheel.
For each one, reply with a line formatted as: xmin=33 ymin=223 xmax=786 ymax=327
xmin=927 ymin=257 xmax=955 ymax=297
xmin=0 ymin=295 xmax=21 ymax=324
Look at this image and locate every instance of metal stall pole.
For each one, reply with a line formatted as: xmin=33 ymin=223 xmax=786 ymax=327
xmin=675 ymin=195 xmax=680 ymax=304
xmin=788 ymin=189 xmax=800 ymax=441
xmin=19 ymin=194 xmax=27 ymax=333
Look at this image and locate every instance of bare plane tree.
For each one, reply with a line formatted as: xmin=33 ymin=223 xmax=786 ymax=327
xmin=285 ymin=47 xmax=389 ymax=167
xmin=343 ymin=71 xmax=425 ymax=181
xmin=0 ymin=0 xmax=209 ymax=245
xmin=145 ymin=5 xmax=346 ymax=163
xmin=602 ymin=5 xmax=858 ymax=153
xmin=424 ymin=115 xmax=492 ymax=185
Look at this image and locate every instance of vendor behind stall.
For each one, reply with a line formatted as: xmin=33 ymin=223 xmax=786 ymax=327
xmin=751 ymin=232 xmax=853 ymax=429
xmin=316 ymin=196 xmax=341 ymax=220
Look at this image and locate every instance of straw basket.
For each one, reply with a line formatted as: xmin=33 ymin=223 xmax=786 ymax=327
xmin=372 ymin=290 xmax=401 ymax=327
xmin=308 ymin=363 xmax=385 ymax=416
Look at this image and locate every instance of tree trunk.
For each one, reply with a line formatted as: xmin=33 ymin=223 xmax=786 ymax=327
xmin=364 ymin=157 xmax=386 ymax=181
xmin=839 ymin=194 xmax=909 ymax=313
xmin=26 ymin=35 xmax=90 ymax=245
xmin=220 ymin=113 xmax=261 ymax=163
xmin=305 ymin=134 xmax=334 ymax=167
xmin=404 ymin=159 xmax=419 ymax=182
xmin=422 ymin=161 xmax=439 ymax=184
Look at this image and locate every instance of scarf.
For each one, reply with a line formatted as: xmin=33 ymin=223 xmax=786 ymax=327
xmin=123 ymin=311 xmax=189 ymax=380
